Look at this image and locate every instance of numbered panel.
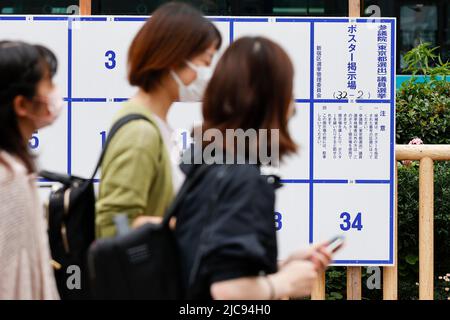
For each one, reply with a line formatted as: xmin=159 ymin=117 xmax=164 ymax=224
xmin=71 ymin=19 xmax=143 ymax=98
xmin=313 ymin=103 xmax=391 ymax=180
xmin=0 ymin=18 xmax=69 ymax=97
xmin=313 ymin=183 xmax=391 ymax=262
xmin=314 ymin=21 xmax=393 ymax=100
xmin=32 ymin=104 xmax=68 ymax=174
xmin=71 ymin=101 xmax=122 ymax=178
xmin=278 ymin=103 xmax=310 ymax=180
xmin=275 ymin=184 xmax=310 ymax=260
xmin=167 ymin=102 xmax=203 ymax=153
xmin=233 ymin=20 xmax=311 ymax=100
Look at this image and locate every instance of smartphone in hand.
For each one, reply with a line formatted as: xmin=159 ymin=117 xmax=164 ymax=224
xmin=326 ymin=235 xmax=345 ymax=253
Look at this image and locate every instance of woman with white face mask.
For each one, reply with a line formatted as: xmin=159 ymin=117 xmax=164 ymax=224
xmin=95 ymin=2 xmax=221 ymax=238
xmin=0 ymin=41 xmax=61 ymax=299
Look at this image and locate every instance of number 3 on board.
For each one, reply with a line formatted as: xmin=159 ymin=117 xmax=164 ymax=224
xmin=105 ymin=50 xmax=116 ymax=69
xmin=274 ymin=212 xmax=283 ymax=231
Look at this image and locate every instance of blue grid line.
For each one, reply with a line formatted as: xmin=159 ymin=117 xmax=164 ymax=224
xmin=72 ymin=17 xmax=107 ymax=22
xmin=355 ymin=180 xmax=390 ymax=184
xmin=389 ymin=19 xmax=396 ymax=264
xmin=65 ymin=98 xmax=108 ymax=102
xmin=333 ymin=260 xmax=391 ymax=264
xmin=231 ymin=18 xmax=268 ymax=23
xmin=67 ymin=18 xmax=72 ymax=175
xmin=114 ymin=17 xmax=147 ymax=22
xmin=314 ymin=99 xmax=349 ymax=103
xmin=0 ymin=16 xmax=26 ymax=20
xmin=113 ymin=98 xmax=129 ymax=102
xmin=356 ymin=99 xmax=391 ymax=104
xmin=276 ymin=18 xmax=349 ymax=23
xmin=33 ymin=16 xmax=69 ymax=21
xmin=314 ymin=179 xmax=348 ymax=184
xmin=229 ymin=20 xmax=234 ymax=43
xmin=280 ymin=179 xmax=309 ymax=184
xmin=309 ymin=22 xmax=315 ymax=245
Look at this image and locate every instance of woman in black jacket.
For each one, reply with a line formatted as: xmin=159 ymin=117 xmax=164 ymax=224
xmin=175 ymin=37 xmax=333 ymax=300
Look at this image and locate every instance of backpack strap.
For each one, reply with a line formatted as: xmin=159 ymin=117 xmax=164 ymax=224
xmin=90 ymin=114 xmax=155 ymax=181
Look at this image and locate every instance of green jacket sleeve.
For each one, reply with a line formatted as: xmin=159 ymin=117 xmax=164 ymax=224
xmin=95 ymin=120 xmax=161 ymax=238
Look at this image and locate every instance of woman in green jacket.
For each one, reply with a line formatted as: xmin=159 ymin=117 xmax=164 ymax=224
xmin=96 ymin=2 xmax=222 ymax=238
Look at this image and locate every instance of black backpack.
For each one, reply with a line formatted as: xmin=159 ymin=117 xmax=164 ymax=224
xmin=39 ymin=114 xmax=152 ymax=300
xmin=87 ymin=163 xmax=226 ymax=300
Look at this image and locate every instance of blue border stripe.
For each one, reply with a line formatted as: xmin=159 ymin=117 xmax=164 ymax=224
xmin=309 ymin=22 xmax=315 ymax=245
xmin=67 ymin=18 xmax=72 ymax=175
xmin=72 ymin=17 xmax=107 ymax=21
xmin=298 ymin=99 xmax=392 ymax=104
xmin=276 ymin=18 xmax=349 ymax=23
xmin=33 ymin=16 xmax=68 ymax=21
xmin=333 ymin=260 xmax=391 ymax=264
xmin=389 ymin=19 xmax=396 ymax=264
xmin=356 ymin=18 xmax=395 ymax=23
xmin=229 ymin=20 xmax=234 ymax=43
xmin=315 ymin=99 xmax=348 ymax=103
xmin=0 ymin=16 xmax=26 ymax=20
xmin=356 ymin=99 xmax=391 ymax=104
xmin=314 ymin=179 xmax=348 ymax=184
xmin=70 ymin=98 xmax=107 ymax=102
xmin=355 ymin=180 xmax=390 ymax=184
xmin=114 ymin=17 xmax=147 ymax=22
xmin=232 ymin=18 xmax=268 ymax=22
xmin=64 ymin=97 xmax=128 ymax=102
xmin=281 ymin=179 xmax=309 ymax=184
xmin=209 ymin=17 xmax=230 ymax=22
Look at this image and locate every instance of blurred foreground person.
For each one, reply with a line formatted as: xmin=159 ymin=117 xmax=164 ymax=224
xmin=0 ymin=41 xmax=61 ymax=299
xmin=96 ymin=2 xmax=222 ymax=238
xmin=175 ymin=37 xmax=333 ymax=300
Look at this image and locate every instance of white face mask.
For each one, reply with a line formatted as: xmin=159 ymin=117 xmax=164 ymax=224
xmin=30 ymin=88 xmax=63 ymax=129
xmin=170 ymin=61 xmax=213 ymax=102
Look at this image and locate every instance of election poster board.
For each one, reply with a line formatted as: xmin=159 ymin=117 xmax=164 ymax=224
xmin=0 ymin=16 xmax=396 ymax=265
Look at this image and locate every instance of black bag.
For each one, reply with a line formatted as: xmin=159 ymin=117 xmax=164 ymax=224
xmin=87 ymin=163 xmax=220 ymax=300
xmin=39 ymin=114 xmax=152 ymax=300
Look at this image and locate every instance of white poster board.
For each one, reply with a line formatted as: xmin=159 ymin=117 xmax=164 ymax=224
xmin=0 ymin=16 xmax=396 ymax=265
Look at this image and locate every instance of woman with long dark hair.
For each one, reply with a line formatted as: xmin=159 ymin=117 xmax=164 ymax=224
xmin=175 ymin=37 xmax=333 ymax=300
xmin=0 ymin=41 xmax=61 ymax=299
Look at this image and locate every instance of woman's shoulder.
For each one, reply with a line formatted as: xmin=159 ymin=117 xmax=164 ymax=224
xmin=0 ymin=152 xmax=34 ymax=209
xmin=109 ymin=113 xmax=162 ymax=151
xmin=0 ymin=151 xmax=29 ymax=183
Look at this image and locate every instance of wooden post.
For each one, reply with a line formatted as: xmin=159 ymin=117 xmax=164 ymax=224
xmin=79 ymin=0 xmax=92 ymax=15
xmin=419 ymin=157 xmax=434 ymax=300
xmin=347 ymin=267 xmax=362 ymax=300
xmin=383 ymin=163 xmax=398 ymax=299
xmin=311 ymin=270 xmax=326 ymax=300
xmin=349 ymin=0 xmax=361 ymax=17
xmin=346 ymin=0 xmax=362 ymax=301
